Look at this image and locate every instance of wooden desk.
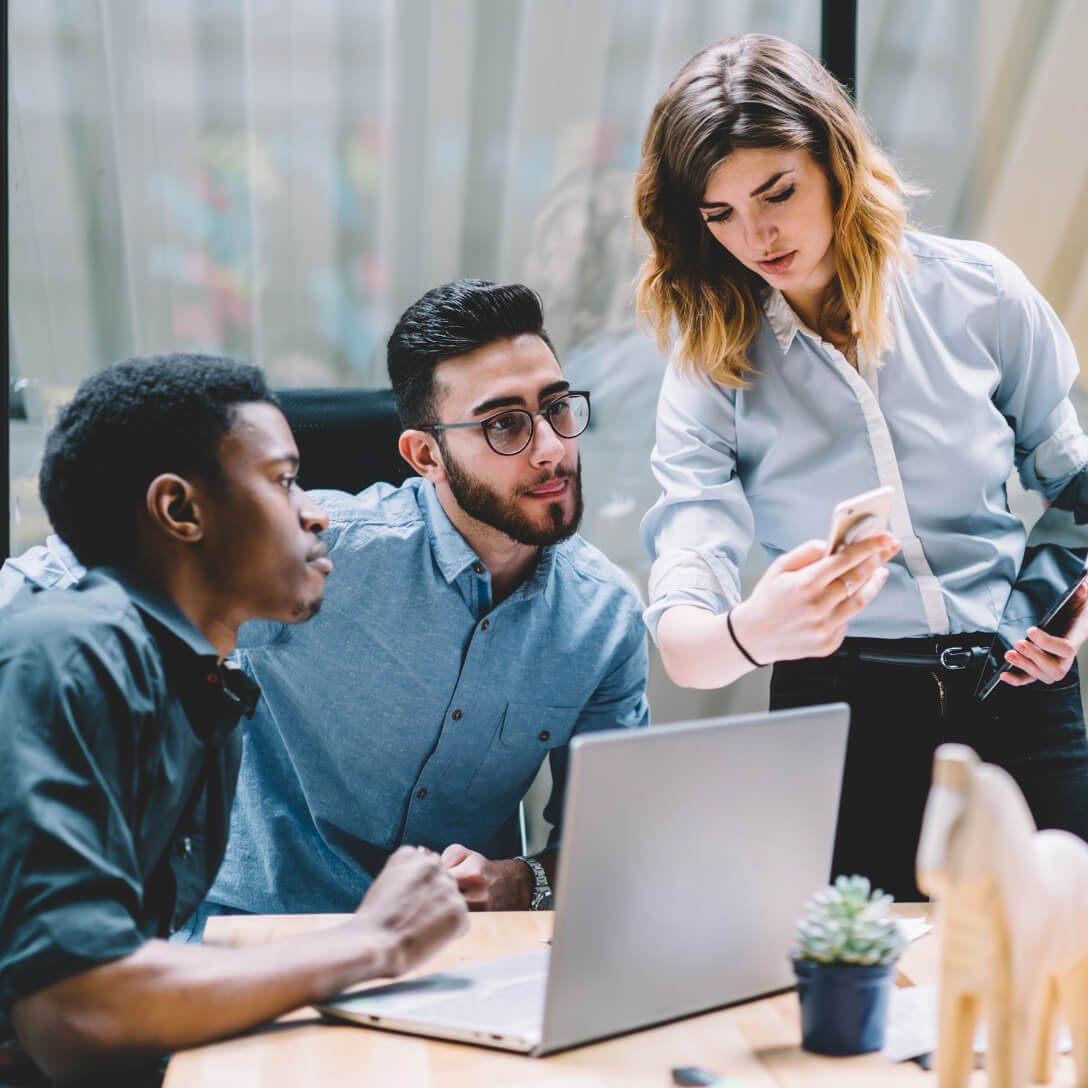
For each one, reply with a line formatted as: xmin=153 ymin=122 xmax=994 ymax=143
xmin=162 ymin=908 xmax=1074 ymax=1087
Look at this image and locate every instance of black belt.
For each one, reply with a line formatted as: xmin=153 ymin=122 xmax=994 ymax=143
xmin=830 ymin=635 xmax=993 ymax=671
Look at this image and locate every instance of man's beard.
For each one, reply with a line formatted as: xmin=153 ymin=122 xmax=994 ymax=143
xmin=441 ymin=446 xmax=584 ymax=546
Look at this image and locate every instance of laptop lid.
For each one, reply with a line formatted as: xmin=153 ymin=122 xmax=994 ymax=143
xmin=538 ymin=703 xmax=848 ymax=1053
xmin=317 ymin=703 xmax=848 ymax=1054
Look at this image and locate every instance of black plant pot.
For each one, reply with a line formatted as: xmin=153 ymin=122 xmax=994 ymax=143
xmin=792 ymin=958 xmax=897 ymax=1055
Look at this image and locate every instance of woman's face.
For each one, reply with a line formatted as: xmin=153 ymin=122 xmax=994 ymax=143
xmin=699 ymin=146 xmax=837 ymax=320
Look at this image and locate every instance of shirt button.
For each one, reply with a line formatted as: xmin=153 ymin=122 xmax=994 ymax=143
xmin=176 ymin=836 xmax=193 ymax=858
xmin=416 ymin=787 xmax=427 ymax=800
xmin=451 ymin=709 xmax=463 ymax=721
xmin=539 ymin=730 xmax=550 ymax=742
xmin=480 ymin=620 xmax=490 ymax=630
xmin=472 ymin=562 xmax=484 ymax=575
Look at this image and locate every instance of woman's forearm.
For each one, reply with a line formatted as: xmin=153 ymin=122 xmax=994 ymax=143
xmin=657 ymin=605 xmax=756 ymax=688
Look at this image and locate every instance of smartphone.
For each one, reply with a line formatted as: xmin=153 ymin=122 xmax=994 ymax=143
xmin=978 ymin=566 xmax=1088 ymax=700
xmin=826 ymin=486 xmax=895 ymax=556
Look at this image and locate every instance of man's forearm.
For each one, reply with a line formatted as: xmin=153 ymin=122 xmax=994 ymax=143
xmin=13 ymin=919 xmax=394 ymax=1080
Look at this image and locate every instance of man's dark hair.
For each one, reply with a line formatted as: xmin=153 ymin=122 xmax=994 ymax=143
xmin=39 ymin=353 xmax=275 ymax=569
xmin=386 ymin=279 xmax=556 ymax=429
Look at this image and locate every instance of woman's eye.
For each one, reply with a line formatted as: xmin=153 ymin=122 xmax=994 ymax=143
xmin=767 ymin=184 xmax=795 ymax=204
xmin=280 ymin=475 xmax=297 ymax=491
xmin=705 ymin=208 xmax=732 ymax=224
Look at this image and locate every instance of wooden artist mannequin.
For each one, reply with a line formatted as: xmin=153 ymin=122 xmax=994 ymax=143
xmin=916 ymin=743 xmax=1088 ymax=1087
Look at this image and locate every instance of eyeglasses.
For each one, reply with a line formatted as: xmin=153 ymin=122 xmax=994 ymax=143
xmin=424 ymin=391 xmax=591 ymax=456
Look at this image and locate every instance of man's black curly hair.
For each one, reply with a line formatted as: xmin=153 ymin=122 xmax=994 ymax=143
xmin=39 ymin=353 xmax=275 ymax=569
xmin=386 ymin=279 xmax=556 ymax=430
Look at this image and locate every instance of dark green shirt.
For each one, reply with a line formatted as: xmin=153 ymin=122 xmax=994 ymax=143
xmin=0 ymin=568 xmax=259 ymax=1042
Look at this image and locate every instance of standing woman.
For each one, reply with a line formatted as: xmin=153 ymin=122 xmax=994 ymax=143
xmin=635 ymin=33 xmax=1088 ymax=899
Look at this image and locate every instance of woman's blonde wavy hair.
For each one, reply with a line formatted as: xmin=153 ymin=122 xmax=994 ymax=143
xmin=634 ymin=34 xmax=910 ymax=386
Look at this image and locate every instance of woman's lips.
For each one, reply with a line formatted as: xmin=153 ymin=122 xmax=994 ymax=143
xmin=757 ymin=251 xmax=796 ymax=276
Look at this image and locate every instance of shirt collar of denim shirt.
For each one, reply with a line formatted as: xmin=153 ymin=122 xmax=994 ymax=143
xmin=417 ymin=477 xmax=555 ymax=604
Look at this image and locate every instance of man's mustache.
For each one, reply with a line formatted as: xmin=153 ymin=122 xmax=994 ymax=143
xmin=518 ymin=464 xmax=579 ymax=495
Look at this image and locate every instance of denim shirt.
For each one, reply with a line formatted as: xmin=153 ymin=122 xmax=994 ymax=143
xmin=642 ymin=231 xmax=1088 ymax=639
xmin=205 ymin=477 xmax=649 ymax=913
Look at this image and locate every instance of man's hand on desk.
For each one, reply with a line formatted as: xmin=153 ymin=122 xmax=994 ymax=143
xmin=353 ymin=845 xmax=470 ymax=975
xmin=440 ymin=844 xmax=533 ymax=910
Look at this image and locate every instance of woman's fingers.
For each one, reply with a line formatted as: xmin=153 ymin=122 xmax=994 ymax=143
xmin=815 ymin=543 xmax=896 ymax=609
xmin=811 ymin=533 xmax=899 ymax=591
xmin=765 ymin=538 xmax=832 ymax=575
xmin=829 ymin=565 xmax=891 ymax=624
xmin=1004 ymin=629 xmax=1071 ymax=685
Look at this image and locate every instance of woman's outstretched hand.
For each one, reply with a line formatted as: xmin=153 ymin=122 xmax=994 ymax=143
xmin=656 ymin=533 xmax=899 ymax=690
xmin=730 ymin=533 xmax=899 ymax=666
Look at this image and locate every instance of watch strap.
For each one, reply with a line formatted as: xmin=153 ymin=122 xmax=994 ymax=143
xmin=516 ymin=855 xmax=553 ymax=910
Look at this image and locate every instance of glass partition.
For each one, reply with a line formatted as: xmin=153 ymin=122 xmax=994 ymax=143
xmin=10 ymin=1 xmax=1087 ymax=724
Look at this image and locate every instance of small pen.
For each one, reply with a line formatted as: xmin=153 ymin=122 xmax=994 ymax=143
xmin=671 ymin=1067 xmax=747 ymax=1087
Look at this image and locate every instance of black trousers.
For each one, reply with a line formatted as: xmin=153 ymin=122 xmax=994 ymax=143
xmin=770 ymin=642 xmax=1088 ymax=901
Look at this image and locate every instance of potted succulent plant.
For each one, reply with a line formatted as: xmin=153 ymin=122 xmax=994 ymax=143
xmin=791 ymin=874 xmax=906 ymax=1055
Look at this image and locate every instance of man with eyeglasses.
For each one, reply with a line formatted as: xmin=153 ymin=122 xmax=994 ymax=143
xmin=184 ymin=278 xmax=650 ymax=925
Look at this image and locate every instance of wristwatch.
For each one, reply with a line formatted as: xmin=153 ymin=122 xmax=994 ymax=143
xmin=517 ymin=855 xmax=553 ymax=911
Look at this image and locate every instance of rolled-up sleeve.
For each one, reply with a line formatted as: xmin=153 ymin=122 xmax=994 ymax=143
xmin=992 ymin=251 xmax=1088 ymax=499
xmin=640 ymin=365 xmax=755 ymax=640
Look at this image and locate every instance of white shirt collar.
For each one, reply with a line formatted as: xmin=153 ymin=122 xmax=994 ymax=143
xmin=761 ymin=262 xmax=906 ymax=358
xmin=761 ymin=288 xmax=807 ymax=353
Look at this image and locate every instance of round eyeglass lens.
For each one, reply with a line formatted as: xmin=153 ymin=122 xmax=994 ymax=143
xmin=550 ymin=394 xmax=589 ymax=437
xmin=485 ymin=412 xmax=533 ymax=453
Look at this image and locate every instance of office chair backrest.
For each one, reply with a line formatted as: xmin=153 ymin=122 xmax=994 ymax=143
xmin=273 ymin=387 xmax=415 ymax=494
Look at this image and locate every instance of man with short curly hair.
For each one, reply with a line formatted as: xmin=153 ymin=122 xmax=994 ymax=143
xmin=0 ymin=355 xmax=466 ymax=1084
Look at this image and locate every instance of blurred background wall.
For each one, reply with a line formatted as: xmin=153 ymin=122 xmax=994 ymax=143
xmin=8 ymin=0 xmax=1088 ymax=726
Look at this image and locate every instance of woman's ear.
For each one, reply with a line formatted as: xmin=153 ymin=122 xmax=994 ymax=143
xmin=399 ymin=430 xmax=446 ymax=482
xmin=146 ymin=474 xmax=204 ymax=543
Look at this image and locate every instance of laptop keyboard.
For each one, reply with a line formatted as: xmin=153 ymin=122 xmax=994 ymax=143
xmin=338 ymin=950 xmax=548 ymax=1036
xmin=407 ymin=976 xmax=546 ymax=1030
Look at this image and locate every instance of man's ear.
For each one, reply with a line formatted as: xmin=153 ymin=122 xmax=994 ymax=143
xmin=145 ymin=474 xmax=204 ymax=543
xmin=399 ymin=430 xmax=446 ymax=482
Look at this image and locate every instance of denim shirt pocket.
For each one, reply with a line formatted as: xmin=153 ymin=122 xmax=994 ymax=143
xmin=464 ymin=702 xmax=581 ymax=801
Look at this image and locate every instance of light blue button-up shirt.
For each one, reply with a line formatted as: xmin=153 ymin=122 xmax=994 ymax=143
xmin=206 ymin=477 xmax=648 ymax=913
xmin=0 ymin=535 xmax=82 ymax=604
xmin=642 ymin=231 xmax=1088 ymax=640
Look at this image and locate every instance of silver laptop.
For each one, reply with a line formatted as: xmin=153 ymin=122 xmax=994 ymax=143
xmin=317 ymin=703 xmax=849 ymax=1055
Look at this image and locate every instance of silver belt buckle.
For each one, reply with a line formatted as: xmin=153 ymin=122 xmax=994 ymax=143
xmin=939 ymin=646 xmax=974 ymax=670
